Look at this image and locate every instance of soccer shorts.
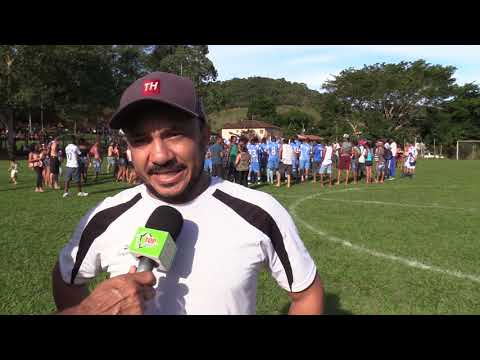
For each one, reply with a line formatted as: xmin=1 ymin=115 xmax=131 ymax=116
xmin=319 ymin=163 xmax=332 ymax=174
xmin=279 ymin=163 xmax=292 ymax=176
xmin=267 ymin=157 xmax=279 ymax=170
xmin=299 ymin=159 xmax=310 ymax=170
xmin=338 ymin=155 xmax=351 ymax=170
xmin=249 ymin=162 xmax=260 ymax=173
xmin=65 ymin=167 xmax=80 ymax=182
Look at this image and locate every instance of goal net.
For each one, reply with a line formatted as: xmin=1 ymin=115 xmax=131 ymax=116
xmin=457 ymin=140 xmax=480 ymax=160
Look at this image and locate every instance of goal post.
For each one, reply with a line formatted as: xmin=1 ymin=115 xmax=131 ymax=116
xmin=456 ymin=140 xmax=480 ymax=160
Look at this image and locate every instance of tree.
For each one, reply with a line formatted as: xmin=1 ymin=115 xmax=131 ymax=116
xmin=203 ymin=84 xmax=226 ymax=114
xmin=146 ymin=45 xmax=217 ymax=93
xmin=0 ymin=45 xmax=121 ymax=157
xmin=246 ymin=96 xmax=277 ymax=121
xmin=0 ymin=45 xmax=36 ymax=158
xmin=323 ymin=60 xmax=457 ymax=137
xmin=276 ymin=109 xmax=315 ymax=136
xmin=420 ymin=83 xmax=480 ymax=154
xmin=112 ymin=45 xmax=150 ymax=97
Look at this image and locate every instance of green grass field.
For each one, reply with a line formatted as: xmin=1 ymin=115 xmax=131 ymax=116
xmin=1 ymin=159 xmax=479 ymax=314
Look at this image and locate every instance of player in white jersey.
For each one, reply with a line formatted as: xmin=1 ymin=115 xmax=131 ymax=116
xmin=319 ymin=141 xmax=334 ymax=187
xmin=403 ymin=143 xmax=417 ymax=178
xmin=276 ymin=138 xmax=294 ymax=188
xmin=52 ymin=72 xmax=324 ymax=315
xmin=63 ymin=136 xmax=88 ymax=198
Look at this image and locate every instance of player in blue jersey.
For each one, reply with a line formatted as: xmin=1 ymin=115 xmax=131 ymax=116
xmin=259 ymin=137 xmax=268 ymax=183
xmin=298 ymin=139 xmax=312 ymax=183
xmin=290 ymin=139 xmax=300 ymax=183
xmin=311 ymin=141 xmax=324 ymax=183
xmin=266 ymin=136 xmax=280 ymax=184
xmin=247 ymin=137 xmax=261 ymax=185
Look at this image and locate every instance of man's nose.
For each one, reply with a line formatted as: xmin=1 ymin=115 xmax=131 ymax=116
xmin=149 ymin=137 xmax=173 ymax=164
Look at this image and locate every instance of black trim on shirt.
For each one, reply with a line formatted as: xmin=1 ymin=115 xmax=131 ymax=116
xmin=70 ymin=193 xmax=142 ymax=284
xmin=212 ymin=189 xmax=294 ymax=291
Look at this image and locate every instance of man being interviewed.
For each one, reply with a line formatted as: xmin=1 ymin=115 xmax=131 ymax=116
xmin=51 ymin=72 xmax=324 ymax=315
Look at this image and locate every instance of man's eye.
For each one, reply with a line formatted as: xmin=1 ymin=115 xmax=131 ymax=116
xmin=129 ymin=137 xmax=150 ymax=145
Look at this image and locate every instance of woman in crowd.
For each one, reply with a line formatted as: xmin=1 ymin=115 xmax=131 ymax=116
xmin=235 ymin=142 xmax=251 ymax=187
xmin=116 ymin=144 xmax=128 ymax=182
xmin=364 ymin=141 xmax=373 ymax=184
xmin=41 ymin=144 xmax=51 ymax=188
xmin=28 ymin=144 xmax=45 ymax=193
xmin=112 ymin=142 xmax=120 ymax=178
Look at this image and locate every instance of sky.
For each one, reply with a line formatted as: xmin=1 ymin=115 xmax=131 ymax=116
xmin=207 ymin=45 xmax=480 ymax=92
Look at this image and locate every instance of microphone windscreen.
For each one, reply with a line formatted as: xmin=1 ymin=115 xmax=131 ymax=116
xmin=144 ymin=206 xmax=183 ymax=241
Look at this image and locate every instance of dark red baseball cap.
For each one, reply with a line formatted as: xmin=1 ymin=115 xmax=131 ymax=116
xmin=109 ymin=71 xmax=206 ymax=129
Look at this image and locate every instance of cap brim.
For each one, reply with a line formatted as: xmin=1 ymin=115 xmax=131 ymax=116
xmin=109 ymin=98 xmax=200 ymax=130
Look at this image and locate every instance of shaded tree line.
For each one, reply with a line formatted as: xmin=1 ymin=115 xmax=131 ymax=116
xmin=0 ymin=45 xmax=217 ymax=158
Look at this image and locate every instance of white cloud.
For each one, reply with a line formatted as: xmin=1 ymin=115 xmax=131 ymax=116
xmin=282 ymin=70 xmax=341 ymax=91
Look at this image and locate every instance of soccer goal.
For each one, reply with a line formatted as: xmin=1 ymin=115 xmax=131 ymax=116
xmin=456 ymin=140 xmax=480 ymax=160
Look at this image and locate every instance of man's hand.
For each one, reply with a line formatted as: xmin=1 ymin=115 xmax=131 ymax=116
xmin=59 ymin=266 xmax=156 ymax=315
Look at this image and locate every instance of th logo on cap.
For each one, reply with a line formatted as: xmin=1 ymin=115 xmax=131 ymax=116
xmin=143 ymin=79 xmax=161 ymax=95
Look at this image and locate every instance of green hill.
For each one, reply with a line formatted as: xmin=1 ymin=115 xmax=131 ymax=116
xmin=203 ymin=76 xmax=326 ymax=131
xmin=207 ymin=105 xmax=323 ymax=132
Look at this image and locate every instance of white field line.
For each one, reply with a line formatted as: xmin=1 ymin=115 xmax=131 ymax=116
xmin=289 ymin=191 xmax=480 ymax=285
xmin=315 ymin=198 xmax=477 ymax=211
xmin=273 ymin=187 xmax=361 ymax=199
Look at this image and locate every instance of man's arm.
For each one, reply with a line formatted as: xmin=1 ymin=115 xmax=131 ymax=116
xmin=52 ymin=261 xmax=90 ymax=311
xmin=287 ymin=274 xmax=324 ymax=315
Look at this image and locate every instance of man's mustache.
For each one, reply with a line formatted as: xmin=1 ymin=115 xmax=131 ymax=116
xmin=147 ymin=161 xmax=187 ymax=175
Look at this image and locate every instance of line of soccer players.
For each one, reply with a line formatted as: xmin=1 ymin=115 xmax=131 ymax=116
xmin=205 ymin=133 xmax=418 ymax=188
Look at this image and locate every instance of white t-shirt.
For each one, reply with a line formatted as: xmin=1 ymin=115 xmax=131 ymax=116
xmin=58 ymin=177 xmax=317 ymax=315
xmin=390 ymin=142 xmax=397 ymax=157
xmin=65 ymin=144 xmax=81 ymax=168
xmin=409 ymin=146 xmax=417 ymax=159
xmin=358 ymin=145 xmax=365 ymax=163
xmin=322 ymin=145 xmax=333 ymax=166
xmin=126 ymin=148 xmax=133 ymax=162
xmin=281 ymin=144 xmax=294 ymax=165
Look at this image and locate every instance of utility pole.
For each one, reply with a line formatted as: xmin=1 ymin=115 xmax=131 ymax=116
xmin=28 ymin=112 xmax=32 ymax=144
xmin=40 ymin=90 xmax=44 ymax=132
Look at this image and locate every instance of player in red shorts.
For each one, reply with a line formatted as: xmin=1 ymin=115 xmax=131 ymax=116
xmin=336 ymin=134 xmax=352 ymax=185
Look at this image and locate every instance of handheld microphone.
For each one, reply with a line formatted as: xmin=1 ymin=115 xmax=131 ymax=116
xmin=129 ymin=206 xmax=184 ymax=272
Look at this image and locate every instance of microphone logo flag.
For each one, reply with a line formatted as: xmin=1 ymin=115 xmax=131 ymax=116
xmin=129 ymin=226 xmax=177 ymax=272
xmin=137 ymin=232 xmax=157 ymax=248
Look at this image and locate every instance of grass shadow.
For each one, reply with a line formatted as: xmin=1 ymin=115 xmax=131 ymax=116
xmin=81 ymin=178 xmax=118 ymax=187
xmin=279 ymin=292 xmax=353 ymax=315
xmin=89 ymin=186 xmax=135 ymax=196
xmin=0 ymin=185 xmax=34 ymax=192
xmin=249 ymin=183 xmax=273 ymax=190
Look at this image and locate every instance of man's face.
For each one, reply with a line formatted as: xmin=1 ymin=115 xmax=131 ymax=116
xmin=124 ymin=110 xmax=208 ymax=201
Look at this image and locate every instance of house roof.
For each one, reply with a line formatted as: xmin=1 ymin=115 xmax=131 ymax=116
xmin=297 ymin=134 xmax=323 ymax=141
xmin=222 ymin=120 xmax=281 ymax=130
